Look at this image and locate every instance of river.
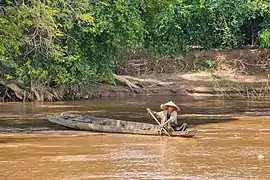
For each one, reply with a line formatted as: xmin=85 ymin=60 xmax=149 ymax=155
xmin=0 ymin=95 xmax=269 ymax=180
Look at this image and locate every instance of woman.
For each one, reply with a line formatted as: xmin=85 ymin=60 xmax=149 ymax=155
xmin=148 ymin=101 xmax=187 ymax=131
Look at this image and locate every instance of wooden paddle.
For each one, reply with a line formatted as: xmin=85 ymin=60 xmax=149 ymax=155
xmin=147 ymin=108 xmax=171 ymax=137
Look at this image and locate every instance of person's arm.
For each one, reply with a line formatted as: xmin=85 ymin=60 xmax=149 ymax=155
xmin=165 ymin=111 xmax=177 ymax=124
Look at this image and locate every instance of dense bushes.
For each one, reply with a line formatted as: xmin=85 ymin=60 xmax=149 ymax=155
xmin=148 ymin=0 xmax=270 ymax=54
xmin=0 ymin=0 xmax=145 ymax=86
xmin=0 ymin=0 xmax=269 ymax=99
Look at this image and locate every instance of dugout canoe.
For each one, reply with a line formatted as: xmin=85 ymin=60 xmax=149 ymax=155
xmin=48 ymin=113 xmax=196 ymax=138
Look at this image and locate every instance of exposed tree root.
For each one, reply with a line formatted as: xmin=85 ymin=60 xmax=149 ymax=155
xmin=0 ymin=79 xmax=64 ymax=102
xmin=114 ymin=75 xmax=140 ymax=90
xmin=30 ymin=85 xmax=64 ymax=102
xmin=114 ymin=74 xmax=174 ymax=90
xmin=0 ymin=79 xmax=31 ymax=101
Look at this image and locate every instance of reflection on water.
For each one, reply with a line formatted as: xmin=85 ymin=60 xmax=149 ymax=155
xmin=0 ymin=95 xmax=270 ymax=179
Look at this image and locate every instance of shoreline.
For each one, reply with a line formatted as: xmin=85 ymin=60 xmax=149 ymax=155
xmin=1 ymin=71 xmax=270 ymax=102
xmin=86 ymin=71 xmax=270 ymax=100
xmin=1 ymin=48 xmax=270 ymax=102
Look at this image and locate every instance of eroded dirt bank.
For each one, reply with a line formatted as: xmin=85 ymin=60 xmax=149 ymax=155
xmin=89 ymin=48 xmax=270 ymax=99
xmin=86 ymin=71 xmax=270 ymax=99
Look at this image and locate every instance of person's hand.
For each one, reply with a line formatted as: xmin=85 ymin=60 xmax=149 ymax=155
xmin=147 ymin=108 xmax=155 ymax=114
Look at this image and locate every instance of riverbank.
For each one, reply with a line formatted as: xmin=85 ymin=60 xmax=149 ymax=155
xmin=88 ymin=48 xmax=270 ymax=99
xmin=1 ymin=71 xmax=269 ymax=102
xmin=86 ymin=70 xmax=270 ymax=99
xmin=1 ymin=49 xmax=270 ymax=102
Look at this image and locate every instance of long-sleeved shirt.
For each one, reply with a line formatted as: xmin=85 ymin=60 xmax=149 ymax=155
xmin=155 ymin=110 xmax=177 ymax=127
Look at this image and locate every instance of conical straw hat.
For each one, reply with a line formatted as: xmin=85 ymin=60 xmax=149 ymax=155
xmin=160 ymin=101 xmax=180 ymax=111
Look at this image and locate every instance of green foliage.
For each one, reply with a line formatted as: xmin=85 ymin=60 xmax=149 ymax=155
xmin=257 ymin=1 xmax=270 ymax=48
xmin=146 ymin=0 xmax=270 ymax=54
xmin=207 ymin=0 xmax=248 ymax=48
xmin=260 ymin=29 xmax=270 ymax=48
xmin=0 ymin=0 xmax=270 ymax=93
xmin=0 ymin=0 xmax=145 ymax=87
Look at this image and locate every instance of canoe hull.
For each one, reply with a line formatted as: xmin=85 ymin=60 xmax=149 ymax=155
xmin=48 ymin=114 xmax=196 ymax=138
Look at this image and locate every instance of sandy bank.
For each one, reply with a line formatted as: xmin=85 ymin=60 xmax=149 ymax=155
xmin=86 ymin=71 xmax=270 ymax=99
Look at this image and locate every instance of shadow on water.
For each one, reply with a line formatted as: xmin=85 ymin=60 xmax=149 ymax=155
xmin=0 ymin=118 xmax=67 ymax=132
xmin=0 ymin=137 xmax=49 ymax=143
xmin=177 ymin=107 xmax=238 ymax=126
xmin=179 ymin=116 xmax=238 ymax=127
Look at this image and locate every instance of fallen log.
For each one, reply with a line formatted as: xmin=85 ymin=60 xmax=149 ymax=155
xmin=114 ymin=74 xmax=174 ymax=90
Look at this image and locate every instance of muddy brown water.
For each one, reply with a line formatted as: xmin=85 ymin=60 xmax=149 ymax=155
xmin=0 ymin=95 xmax=270 ymax=180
